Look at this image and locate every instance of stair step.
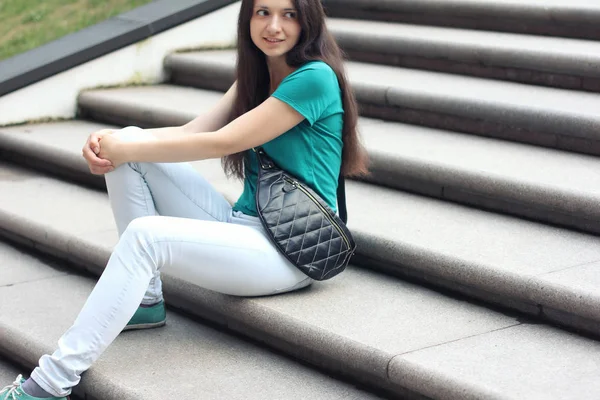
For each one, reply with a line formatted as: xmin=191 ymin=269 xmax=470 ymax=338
xmin=71 ymin=84 xmax=600 ymax=234
xmin=323 ymin=0 xmax=600 ymax=41
xmin=162 ymin=50 xmax=600 ymax=157
xmin=1 ymin=128 xmax=600 ymax=338
xmin=0 ymin=360 xmax=24 ymax=390
xmin=3 ymin=165 xmax=600 ymax=399
xmin=0 ymin=240 xmax=382 ymax=400
xmin=328 ymin=18 xmax=600 ymax=91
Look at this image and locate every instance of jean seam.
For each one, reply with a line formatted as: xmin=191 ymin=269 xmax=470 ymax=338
xmin=139 ymin=172 xmax=154 ymax=217
xmin=131 ymin=167 xmax=159 ymax=298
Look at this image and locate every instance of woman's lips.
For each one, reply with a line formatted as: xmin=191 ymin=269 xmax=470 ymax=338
xmin=264 ymin=37 xmax=284 ymax=44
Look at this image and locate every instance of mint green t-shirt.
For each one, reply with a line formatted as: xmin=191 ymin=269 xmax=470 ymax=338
xmin=232 ymin=61 xmax=344 ymax=217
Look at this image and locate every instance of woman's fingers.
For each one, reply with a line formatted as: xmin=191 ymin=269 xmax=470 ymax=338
xmin=89 ymin=132 xmax=101 ymax=154
xmin=82 ymin=130 xmax=114 ymax=168
xmin=82 ymin=144 xmax=112 ymax=166
xmin=82 ymin=129 xmax=120 ymax=174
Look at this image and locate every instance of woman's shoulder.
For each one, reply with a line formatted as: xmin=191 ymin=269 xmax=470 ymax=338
xmin=297 ymin=60 xmax=335 ymax=75
xmin=285 ymin=61 xmax=337 ymax=86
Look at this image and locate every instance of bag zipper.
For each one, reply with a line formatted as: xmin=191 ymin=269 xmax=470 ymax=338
xmin=284 ymin=177 xmax=351 ymax=251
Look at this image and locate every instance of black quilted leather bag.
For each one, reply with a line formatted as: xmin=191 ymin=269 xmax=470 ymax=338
xmin=253 ymin=147 xmax=356 ymax=281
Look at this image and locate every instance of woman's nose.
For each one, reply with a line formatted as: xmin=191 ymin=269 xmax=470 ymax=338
xmin=267 ymin=15 xmax=282 ymax=33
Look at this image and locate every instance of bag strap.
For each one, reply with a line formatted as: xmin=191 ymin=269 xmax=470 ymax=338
xmin=337 ymin=175 xmax=348 ymax=224
xmin=253 ymin=147 xmax=349 ymax=223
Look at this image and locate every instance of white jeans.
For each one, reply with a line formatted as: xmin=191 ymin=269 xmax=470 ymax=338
xmin=30 ymin=126 xmax=311 ymax=397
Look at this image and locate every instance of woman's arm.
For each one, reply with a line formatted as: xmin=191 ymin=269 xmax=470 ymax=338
xmin=131 ymin=97 xmax=303 ymax=162
xmin=98 ymin=96 xmax=304 ymax=166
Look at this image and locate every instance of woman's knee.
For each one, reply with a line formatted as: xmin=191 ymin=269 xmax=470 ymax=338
xmin=112 ymin=216 xmax=163 ymax=275
xmin=119 ymin=217 xmax=162 ymax=261
xmin=123 ymin=216 xmax=162 ymax=240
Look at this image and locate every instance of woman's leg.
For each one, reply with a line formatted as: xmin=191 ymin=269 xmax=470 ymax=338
xmin=28 ymin=126 xmax=309 ymax=397
xmin=105 ymin=126 xmax=233 ymax=305
xmin=30 ymin=215 xmax=310 ymax=397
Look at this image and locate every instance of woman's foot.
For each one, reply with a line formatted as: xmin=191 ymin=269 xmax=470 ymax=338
xmin=0 ymin=375 xmax=67 ymax=400
xmin=122 ymin=300 xmax=167 ymax=331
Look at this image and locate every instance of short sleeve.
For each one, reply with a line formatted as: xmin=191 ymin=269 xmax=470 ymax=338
xmin=272 ymin=63 xmax=339 ymax=126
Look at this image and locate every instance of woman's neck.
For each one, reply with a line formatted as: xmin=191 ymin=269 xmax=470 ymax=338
xmin=267 ymin=56 xmax=296 ymax=94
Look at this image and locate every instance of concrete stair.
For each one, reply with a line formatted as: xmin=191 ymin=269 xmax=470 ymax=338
xmin=0 ymin=362 xmax=19 ymax=380
xmin=322 ymin=0 xmax=600 ymax=41
xmin=3 ymin=0 xmax=600 ymax=398
xmin=328 ymin=18 xmax=600 ymax=91
xmin=3 ymin=161 xmax=600 ymax=399
xmin=0 ymin=240 xmax=382 ymax=400
xmin=3 ymin=118 xmax=600 ymax=339
xmin=0 ymin=361 xmax=24 ymax=392
xmin=70 ymin=85 xmax=600 ymax=235
xmin=0 ymin=115 xmax=600 ymax=335
xmin=164 ymin=50 xmax=600 ymax=157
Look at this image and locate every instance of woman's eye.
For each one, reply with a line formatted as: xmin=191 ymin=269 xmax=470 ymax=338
xmin=257 ymin=10 xmax=268 ymax=16
xmin=284 ymin=12 xmax=297 ymax=18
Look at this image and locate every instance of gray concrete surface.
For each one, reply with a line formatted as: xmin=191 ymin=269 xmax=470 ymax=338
xmin=0 ymin=360 xmax=23 ymax=388
xmin=322 ymin=0 xmax=600 ymax=40
xmin=77 ymin=85 xmax=220 ymax=128
xmin=28 ymin=85 xmax=600 ymax=234
xmin=163 ymin=50 xmax=600 ymax=155
xmin=3 ymin=167 xmax=600 ymax=399
xmin=0 ymin=162 xmax=523 ymax=390
xmin=389 ymin=324 xmax=600 ymax=400
xmin=323 ymin=0 xmax=600 ymax=21
xmin=0 ymin=241 xmax=68 ymax=287
xmin=1 ymin=125 xmax=600 ymax=333
xmin=0 ymin=267 xmax=383 ymax=400
xmin=328 ymin=18 xmax=600 ymax=77
xmin=170 ymin=49 xmax=600 ymax=138
xmin=347 ymin=180 xmax=600 ymax=323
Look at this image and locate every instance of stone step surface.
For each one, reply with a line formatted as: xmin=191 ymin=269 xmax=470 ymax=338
xmin=0 ymin=361 xmax=24 ymax=392
xmin=73 ymin=85 xmax=600 ymax=235
xmin=328 ymin=18 xmax=600 ymax=91
xmin=0 ymin=240 xmax=383 ymax=400
xmin=163 ymin=50 xmax=600 ymax=157
xmin=1 ymin=122 xmax=600 ymax=339
xmin=322 ymin=0 xmax=600 ymax=41
xmin=2 ymin=162 xmax=600 ymax=399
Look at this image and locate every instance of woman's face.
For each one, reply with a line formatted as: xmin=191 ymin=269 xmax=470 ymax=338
xmin=250 ymin=0 xmax=301 ymax=61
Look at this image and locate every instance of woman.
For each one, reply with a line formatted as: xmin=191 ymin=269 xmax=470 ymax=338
xmin=1 ymin=0 xmax=367 ymax=398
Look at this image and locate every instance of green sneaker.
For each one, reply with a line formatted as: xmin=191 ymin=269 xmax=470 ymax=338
xmin=0 ymin=375 xmax=68 ymax=400
xmin=123 ymin=300 xmax=166 ymax=331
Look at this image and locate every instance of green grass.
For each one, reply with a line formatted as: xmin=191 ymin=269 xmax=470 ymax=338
xmin=0 ymin=0 xmax=155 ymax=61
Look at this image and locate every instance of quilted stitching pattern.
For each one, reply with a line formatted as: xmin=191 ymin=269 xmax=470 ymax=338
xmin=255 ymin=149 xmax=356 ymax=281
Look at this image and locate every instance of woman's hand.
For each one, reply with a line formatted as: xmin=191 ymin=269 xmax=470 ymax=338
xmin=97 ymin=133 xmax=130 ymax=169
xmin=82 ymin=129 xmax=115 ymax=175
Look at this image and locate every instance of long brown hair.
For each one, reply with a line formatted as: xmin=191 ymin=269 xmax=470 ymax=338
xmin=222 ymin=0 xmax=369 ymax=179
